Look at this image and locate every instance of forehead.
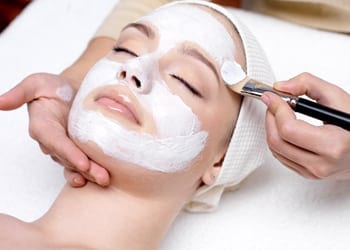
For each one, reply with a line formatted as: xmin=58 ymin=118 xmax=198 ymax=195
xmin=138 ymin=4 xmax=236 ymax=65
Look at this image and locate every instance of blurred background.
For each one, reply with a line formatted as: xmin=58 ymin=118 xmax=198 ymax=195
xmin=0 ymin=0 xmax=241 ymax=33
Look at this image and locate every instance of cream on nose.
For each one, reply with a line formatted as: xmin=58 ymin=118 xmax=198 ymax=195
xmin=117 ymin=56 xmax=155 ymax=93
xmin=118 ymin=70 xmax=142 ymax=89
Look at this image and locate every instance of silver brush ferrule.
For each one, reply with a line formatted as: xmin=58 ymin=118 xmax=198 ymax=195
xmin=241 ymin=79 xmax=298 ymax=108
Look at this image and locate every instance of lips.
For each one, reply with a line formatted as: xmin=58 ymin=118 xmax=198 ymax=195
xmin=95 ymin=90 xmax=141 ymax=125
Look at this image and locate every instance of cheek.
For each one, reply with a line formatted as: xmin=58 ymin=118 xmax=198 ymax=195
xmin=190 ymin=103 xmax=218 ymax=134
xmin=142 ymin=83 xmax=203 ymax=138
xmin=198 ymin=117 xmax=223 ymax=152
xmin=194 ymin=98 xmax=236 ymax=150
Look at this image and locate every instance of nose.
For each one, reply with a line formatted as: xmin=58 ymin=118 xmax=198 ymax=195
xmin=117 ymin=57 xmax=153 ymax=93
xmin=118 ymin=70 xmax=142 ymax=88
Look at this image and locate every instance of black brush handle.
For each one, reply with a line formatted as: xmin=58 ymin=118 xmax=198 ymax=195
xmin=294 ymin=98 xmax=350 ymax=131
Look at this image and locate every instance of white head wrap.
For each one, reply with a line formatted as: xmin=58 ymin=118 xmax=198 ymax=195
xmin=158 ymin=0 xmax=275 ymax=212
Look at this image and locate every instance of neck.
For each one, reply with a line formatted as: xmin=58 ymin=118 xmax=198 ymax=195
xmin=33 ymin=182 xmax=186 ymax=249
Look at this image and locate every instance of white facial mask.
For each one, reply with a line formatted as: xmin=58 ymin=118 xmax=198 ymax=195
xmin=68 ymin=4 xmax=240 ymax=173
xmin=140 ymin=5 xmax=235 ymax=65
xmin=69 ymin=58 xmax=208 ymax=172
xmin=141 ymin=4 xmax=246 ymax=85
xmin=221 ymin=60 xmax=247 ymax=84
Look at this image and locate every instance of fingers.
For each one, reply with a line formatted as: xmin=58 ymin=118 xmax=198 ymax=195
xmin=0 ymin=85 xmax=29 ymax=110
xmin=88 ymin=161 xmax=110 ymax=186
xmin=64 ymin=169 xmax=87 ymax=187
xmin=262 ymin=91 xmax=350 ymax=180
xmin=54 ymin=149 xmax=110 ymax=187
xmin=0 ymin=74 xmax=46 ymax=110
xmin=273 ymin=72 xmax=346 ymax=108
xmin=265 ymin=108 xmax=319 ymax=179
xmin=264 ymin=103 xmax=318 ymax=170
xmin=2 ymin=72 xmax=111 ymax=188
xmin=27 ymin=96 xmax=90 ymax=172
xmin=271 ymin=151 xmax=319 ymax=179
xmin=61 ymin=159 xmax=110 ymax=187
xmin=31 ymin=118 xmax=90 ymax=172
xmin=262 ymin=92 xmax=337 ymax=154
xmin=64 ymin=161 xmax=110 ymax=187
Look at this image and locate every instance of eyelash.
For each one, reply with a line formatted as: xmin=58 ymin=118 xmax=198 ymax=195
xmin=113 ymin=46 xmax=138 ymax=57
xmin=114 ymin=46 xmax=202 ymax=98
xmin=170 ymin=74 xmax=202 ymax=98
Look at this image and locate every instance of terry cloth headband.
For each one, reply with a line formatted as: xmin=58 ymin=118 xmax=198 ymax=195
xmin=157 ymin=0 xmax=275 ymax=212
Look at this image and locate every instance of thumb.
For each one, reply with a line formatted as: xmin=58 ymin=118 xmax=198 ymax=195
xmin=0 ymin=86 xmax=29 ymax=110
xmin=0 ymin=73 xmax=72 ymax=110
xmin=0 ymin=74 xmax=45 ymax=110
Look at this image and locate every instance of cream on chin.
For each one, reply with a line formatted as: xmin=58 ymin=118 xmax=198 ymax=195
xmin=68 ymin=5 xmax=247 ymax=172
xmin=68 ymin=58 xmax=208 ymax=173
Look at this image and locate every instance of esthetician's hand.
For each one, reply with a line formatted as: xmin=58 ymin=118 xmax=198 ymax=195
xmin=0 ymin=73 xmax=110 ymax=187
xmin=262 ymin=72 xmax=350 ymax=179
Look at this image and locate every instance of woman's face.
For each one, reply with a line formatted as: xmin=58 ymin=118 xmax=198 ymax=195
xmin=68 ymin=4 xmax=242 ymax=193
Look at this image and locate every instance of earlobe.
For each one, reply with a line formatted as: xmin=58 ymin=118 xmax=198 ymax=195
xmin=202 ymin=149 xmax=226 ymax=186
xmin=201 ymin=166 xmax=221 ymax=186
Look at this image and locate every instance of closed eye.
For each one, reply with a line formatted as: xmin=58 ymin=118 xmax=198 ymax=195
xmin=170 ymin=74 xmax=202 ymax=98
xmin=113 ymin=46 xmax=138 ymax=57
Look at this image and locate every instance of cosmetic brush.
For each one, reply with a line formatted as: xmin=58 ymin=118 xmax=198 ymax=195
xmin=230 ymin=77 xmax=350 ymax=131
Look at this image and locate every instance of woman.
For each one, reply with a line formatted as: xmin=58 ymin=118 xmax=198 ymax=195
xmin=0 ymin=1 xmax=273 ymax=248
xmin=2 ymin=0 xmax=348 ymax=192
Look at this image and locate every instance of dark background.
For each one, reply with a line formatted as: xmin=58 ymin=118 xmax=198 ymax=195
xmin=0 ymin=0 xmax=31 ymax=32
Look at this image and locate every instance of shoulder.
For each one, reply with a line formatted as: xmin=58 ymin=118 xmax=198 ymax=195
xmin=0 ymin=214 xmax=48 ymax=249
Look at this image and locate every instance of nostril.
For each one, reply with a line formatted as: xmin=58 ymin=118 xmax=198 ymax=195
xmin=119 ymin=71 xmax=126 ymax=79
xmin=132 ymin=76 xmax=141 ymax=88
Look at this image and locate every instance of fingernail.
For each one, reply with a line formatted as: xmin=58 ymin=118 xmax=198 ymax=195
xmin=73 ymin=176 xmax=84 ymax=185
xmin=261 ymin=93 xmax=270 ymax=106
xmin=97 ymin=176 xmax=109 ymax=187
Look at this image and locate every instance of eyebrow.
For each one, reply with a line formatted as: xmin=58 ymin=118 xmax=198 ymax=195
xmin=122 ymin=22 xmax=155 ymax=39
xmin=180 ymin=46 xmax=220 ymax=84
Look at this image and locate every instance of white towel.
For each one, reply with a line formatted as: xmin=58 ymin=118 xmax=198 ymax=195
xmin=0 ymin=1 xmax=350 ymax=249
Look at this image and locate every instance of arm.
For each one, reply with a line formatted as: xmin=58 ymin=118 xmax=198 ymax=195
xmin=262 ymin=73 xmax=350 ymax=179
xmin=0 ymin=37 xmax=116 ymax=187
xmin=1 ymin=0 xmax=242 ymax=186
xmin=0 ymin=0 xmax=173 ymax=187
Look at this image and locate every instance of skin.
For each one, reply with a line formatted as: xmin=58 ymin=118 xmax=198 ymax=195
xmin=262 ymin=72 xmax=350 ymax=180
xmin=0 ymin=5 xmax=244 ymax=249
xmin=0 ymin=37 xmax=115 ymax=186
xmin=0 ymin=1 xmax=246 ymax=188
xmin=5 ymin=2 xmax=219 ymax=188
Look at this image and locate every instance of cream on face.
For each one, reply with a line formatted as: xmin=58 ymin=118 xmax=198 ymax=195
xmin=140 ymin=4 xmax=235 ymax=65
xmin=68 ymin=4 xmax=241 ymax=172
xmin=69 ymin=58 xmax=207 ymax=172
xmin=221 ymin=60 xmax=247 ymax=84
xmin=142 ymin=4 xmax=246 ymax=84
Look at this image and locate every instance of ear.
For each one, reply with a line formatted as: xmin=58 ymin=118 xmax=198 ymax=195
xmin=201 ymin=154 xmax=225 ymax=186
